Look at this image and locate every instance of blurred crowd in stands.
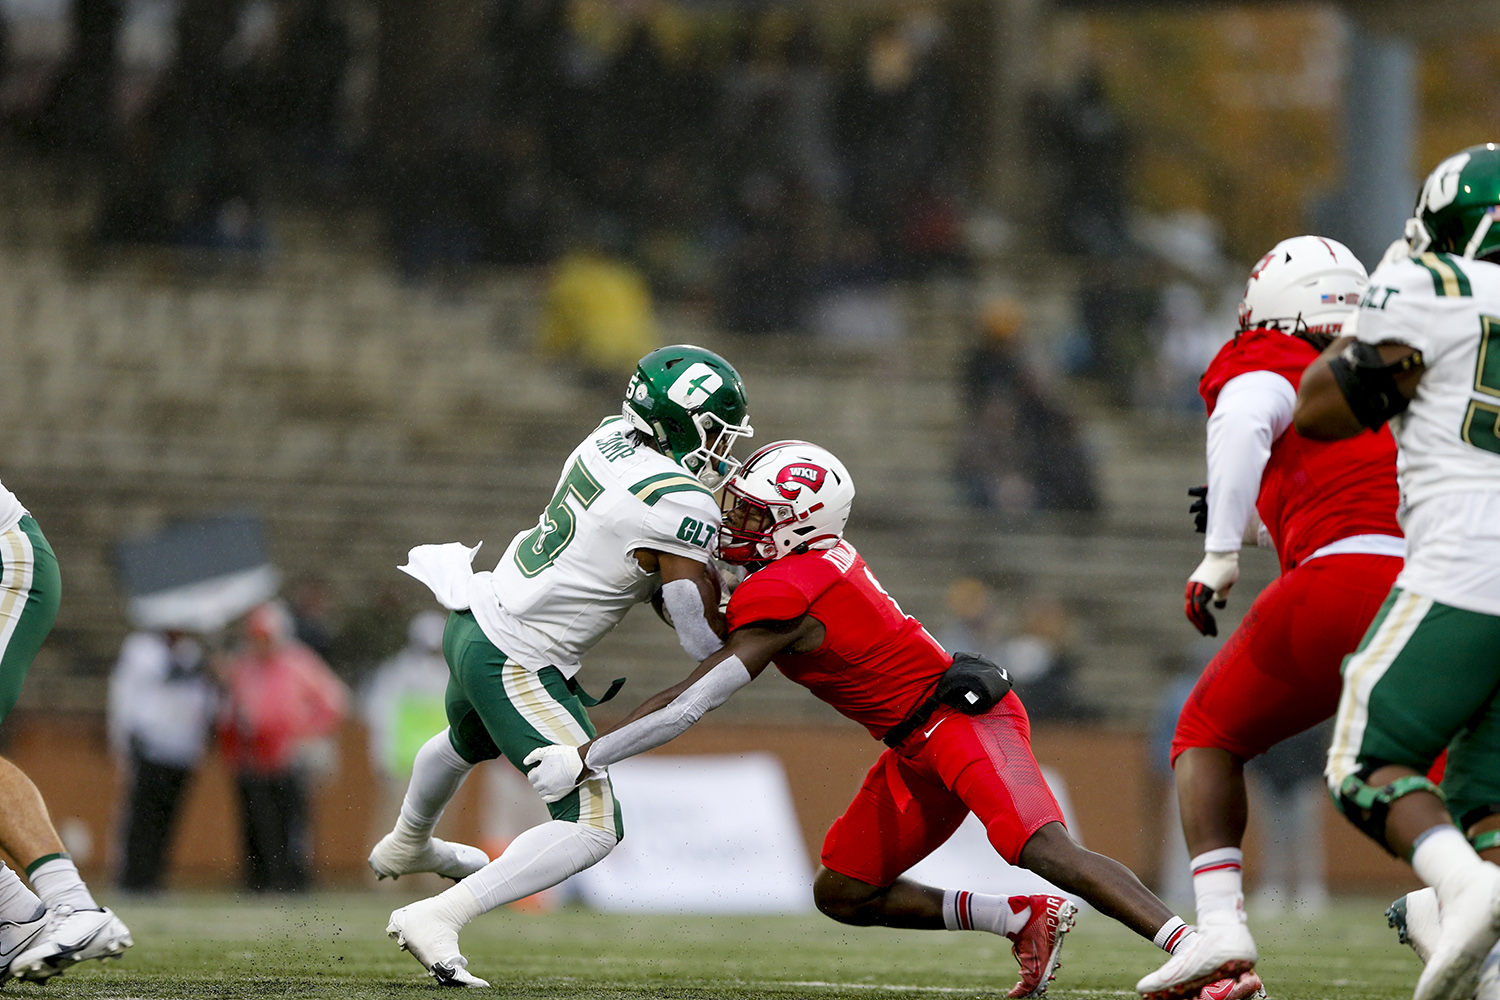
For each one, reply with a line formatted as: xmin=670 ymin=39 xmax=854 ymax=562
xmin=3 ymin=1 xmax=971 ymax=328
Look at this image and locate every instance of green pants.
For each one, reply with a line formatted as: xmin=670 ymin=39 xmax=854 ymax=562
xmin=1327 ymin=588 xmax=1500 ymax=828
xmin=0 ymin=516 xmax=59 ymax=725
xmin=441 ymin=610 xmax=623 ymax=837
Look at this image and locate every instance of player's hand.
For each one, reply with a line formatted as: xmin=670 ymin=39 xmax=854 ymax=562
xmin=1188 ymin=485 xmax=1208 ymax=534
xmin=1184 ymin=551 xmax=1239 ymax=637
xmin=523 ymin=744 xmax=585 ymax=803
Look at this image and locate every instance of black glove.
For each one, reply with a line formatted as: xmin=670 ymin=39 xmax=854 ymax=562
xmin=1188 ymin=485 xmax=1208 ymax=534
xmin=1184 ymin=581 xmax=1220 ymax=637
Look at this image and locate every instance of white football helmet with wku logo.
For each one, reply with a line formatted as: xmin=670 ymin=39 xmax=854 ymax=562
xmin=718 ymin=440 xmax=855 ymax=565
xmin=1237 ymin=234 xmax=1368 ymax=347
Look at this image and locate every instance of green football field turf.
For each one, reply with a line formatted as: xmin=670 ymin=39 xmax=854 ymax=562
xmin=23 ymin=891 xmax=1422 ymax=999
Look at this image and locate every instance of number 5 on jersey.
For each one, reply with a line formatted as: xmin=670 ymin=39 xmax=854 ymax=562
xmin=514 ymin=459 xmax=604 ymax=577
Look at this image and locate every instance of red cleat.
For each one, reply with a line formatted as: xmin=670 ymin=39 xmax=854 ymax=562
xmin=1006 ymin=894 xmax=1078 ymax=998
xmin=1197 ymin=971 xmax=1266 ymax=1000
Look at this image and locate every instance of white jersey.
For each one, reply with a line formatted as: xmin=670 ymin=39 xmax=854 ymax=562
xmin=1353 ymin=251 xmax=1500 ymax=613
xmin=1353 ymin=252 xmax=1500 ymax=507
xmin=0 ymin=476 xmax=25 ymax=534
xmin=468 ymin=416 xmax=719 ymax=676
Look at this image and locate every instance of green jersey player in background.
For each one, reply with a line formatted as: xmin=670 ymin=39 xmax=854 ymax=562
xmin=0 ymin=479 xmax=132 ymax=982
xmin=1295 ymin=143 xmax=1500 ymax=1000
xmin=368 ymin=345 xmax=752 ymax=987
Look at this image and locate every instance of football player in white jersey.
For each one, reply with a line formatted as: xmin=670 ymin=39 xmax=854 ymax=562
xmin=1295 ymin=143 xmax=1500 ymax=1000
xmin=0 ymin=479 xmax=132 ymax=981
xmin=369 ymin=345 xmax=752 ymax=986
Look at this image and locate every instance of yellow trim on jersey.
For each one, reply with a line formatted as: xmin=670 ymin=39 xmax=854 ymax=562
xmin=1417 ymin=252 xmax=1472 ymax=298
xmin=630 ymin=473 xmax=708 ymax=506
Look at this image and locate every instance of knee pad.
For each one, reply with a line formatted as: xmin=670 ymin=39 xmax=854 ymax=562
xmin=1333 ymin=769 xmax=1445 ymax=854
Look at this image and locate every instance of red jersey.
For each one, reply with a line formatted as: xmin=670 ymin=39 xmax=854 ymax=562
xmin=1199 ymin=328 xmax=1402 ymax=572
xmin=724 ymin=541 xmax=949 ymax=740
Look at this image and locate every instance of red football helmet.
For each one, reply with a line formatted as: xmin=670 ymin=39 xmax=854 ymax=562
xmin=718 ymin=440 xmax=855 ymax=565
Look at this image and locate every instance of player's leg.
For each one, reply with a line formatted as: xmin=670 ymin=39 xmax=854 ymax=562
xmin=0 ymin=517 xmax=129 ymax=982
xmin=814 ymin=742 xmax=1076 ymax=999
xmin=387 ymin=615 xmax=620 ymax=986
xmin=369 ymin=612 xmax=493 ymax=882
xmin=909 ymin=696 xmax=1231 ymax=998
xmin=1325 ymin=590 xmax=1500 ymax=1000
xmin=1173 ymin=555 xmax=1398 ymax=935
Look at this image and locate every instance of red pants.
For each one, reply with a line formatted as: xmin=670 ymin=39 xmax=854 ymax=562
xmin=1172 ymin=552 xmax=1402 ymax=764
xmin=821 ymin=692 xmax=1066 ymax=887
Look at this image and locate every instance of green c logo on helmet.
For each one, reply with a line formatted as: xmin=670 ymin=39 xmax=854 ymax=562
xmin=1415 ymin=143 xmax=1500 ymax=261
xmin=622 ymin=345 xmax=753 ymax=488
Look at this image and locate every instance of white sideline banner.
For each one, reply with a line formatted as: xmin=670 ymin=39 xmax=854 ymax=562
xmin=571 ymin=753 xmax=813 ymax=913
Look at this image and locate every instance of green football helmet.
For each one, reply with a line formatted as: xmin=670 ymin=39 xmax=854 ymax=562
xmin=1412 ymin=143 xmax=1500 ymax=260
xmin=622 ymin=345 xmax=753 ymax=488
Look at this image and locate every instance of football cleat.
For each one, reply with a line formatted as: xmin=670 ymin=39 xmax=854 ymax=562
xmin=1197 ymin=971 xmax=1266 ymax=1000
xmin=1415 ymin=862 xmax=1500 ymax=1000
xmin=1389 ymin=887 xmax=1443 ymax=964
xmin=387 ymin=899 xmax=489 ymax=988
xmin=1006 ymin=895 xmax=1077 ymax=998
xmin=0 ymin=907 xmax=49 ymax=983
xmin=368 ymin=830 xmax=490 ymax=882
xmin=10 ymin=905 xmax=132 ymax=981
xmin=1136 ymin=913 xmax=1257 ymax=1000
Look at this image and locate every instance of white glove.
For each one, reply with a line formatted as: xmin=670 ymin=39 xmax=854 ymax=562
xmin=1189 ymin=551 xmax=1240 ymax=601
xmin=1184 ymin=551 xmax=1241 ymax=638
xmin=523 ymin=744 xmax=586 ymax=803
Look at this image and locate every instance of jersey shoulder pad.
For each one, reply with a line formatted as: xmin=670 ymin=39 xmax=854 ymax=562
xmin=1200 ymin=329 xmax=1307 ymax=412
xmin=726 ymin=553 xmax=841 ymax=629
xmin=637 ymin=485 xmax=720 ymax=561
xmin=1370 ymin=253 xmax=1469 ymax=303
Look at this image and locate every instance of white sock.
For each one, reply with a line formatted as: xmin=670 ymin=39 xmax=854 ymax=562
xmin=1412 ymin=825 xmax=1485 ymax=904
xmin=460 ymin=820 xmax=616 ymax=913
xmin=396 ymin=731 xmax=475 ymax=839
xmin=1154 ymin=917 xmax=1194 ymax=954
xmin=28 ymin=856 xmax=97 ymax=912
xmin=425 ymin=880 xmax=484 ymax=928
xmin=941 ymin=890 xmax=1033 ymax=937
xmin=0 ymin=863 xmax=43 ymax=922
xmin=1190 ymin=847 xmax=1245 ymax=921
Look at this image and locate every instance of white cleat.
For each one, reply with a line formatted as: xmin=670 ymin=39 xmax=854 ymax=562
xmin=387 ymin=899 xmax=489 ymax=988
xmin=10 ymin=906 xmax=132 ymax=981
xmin=0 ymin=907 xmax=49 ymax=983
xmin=369 ymin=831 xmax=490 ymax=882
xmin=1136 ymin=914 xmax=1257 ymax=1000
xmin=1390 ymin=887 xmax=1444 ymax=964
xmin=1416 ymin=863 xmax=1500 ymax=1000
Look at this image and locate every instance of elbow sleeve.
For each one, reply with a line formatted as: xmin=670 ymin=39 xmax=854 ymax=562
xmin=585 ymin=656 xmax=752 ymax=769
xmin=661 ymin=578 xmax=724 ymax=661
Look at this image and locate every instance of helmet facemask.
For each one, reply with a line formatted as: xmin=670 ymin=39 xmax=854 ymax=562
xmin=680 ymin=410 xmax=755 ymax=490
xmin=717 ymin=488 xmax=783 ymax=566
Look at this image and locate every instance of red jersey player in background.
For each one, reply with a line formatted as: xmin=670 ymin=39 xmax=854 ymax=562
xmin=1137 ymin=236 xmax=1405 ymax=1000
xmin=527 ymin=440 xmax=1261 ymax=1000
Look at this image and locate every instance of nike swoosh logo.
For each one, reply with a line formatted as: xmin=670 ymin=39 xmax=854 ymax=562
xmin=923 ymin=715 xmax=949 ymax=739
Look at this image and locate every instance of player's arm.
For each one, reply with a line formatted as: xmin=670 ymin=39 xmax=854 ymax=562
xmin=1185 ymin=371 xmax=1292 ymax=637
xmin=1295 ymin=335 xmax=1424 ymax=440
xmin=523 ymin=617 xmax=816 ymax=802
xmin=637 ymin=548 xmax=726 ymax=659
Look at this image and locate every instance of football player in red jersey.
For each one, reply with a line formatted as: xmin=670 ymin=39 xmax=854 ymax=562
xmin=1139 ymin=236 xmax=1405 ymax=1000
xmin=527 ymin=440 xmax=1259 ymax=1000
